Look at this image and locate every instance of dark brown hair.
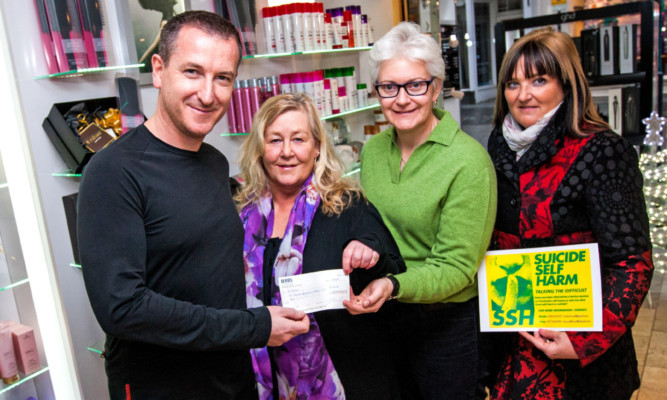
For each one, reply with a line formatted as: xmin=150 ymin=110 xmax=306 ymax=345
xmin=158 ymin=10 xmax=242 ymax=68
xmin=493 ymin=27 xmax=609 ymax=136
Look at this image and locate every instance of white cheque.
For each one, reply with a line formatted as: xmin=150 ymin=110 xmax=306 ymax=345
xmin=278 ymin=269 xmax=350 ymax=314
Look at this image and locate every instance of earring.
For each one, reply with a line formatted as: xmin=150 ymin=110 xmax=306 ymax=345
xmin=432 ymin=101 xmax=437 ymax=109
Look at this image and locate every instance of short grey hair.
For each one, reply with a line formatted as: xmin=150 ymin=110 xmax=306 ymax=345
xmin=369 ymin=22 xmax=445 ymax=83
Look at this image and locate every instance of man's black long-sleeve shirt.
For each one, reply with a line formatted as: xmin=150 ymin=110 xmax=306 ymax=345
xmin=78 ymin=125 xmax=270 ymax=399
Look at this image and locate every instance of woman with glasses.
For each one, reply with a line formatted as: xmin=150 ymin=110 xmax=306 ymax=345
xmin=344 ymin=22 xmax=497 ymax=399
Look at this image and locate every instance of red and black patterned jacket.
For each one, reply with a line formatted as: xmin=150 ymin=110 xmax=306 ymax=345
xmin=487 ymin=105 xmax=654 ymax=400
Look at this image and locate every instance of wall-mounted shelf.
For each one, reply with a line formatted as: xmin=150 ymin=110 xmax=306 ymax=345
xmin=86 ymin=340 xmax=104 ymax=356
xmin=320 ymin=102 xmax=380 ymax=120
xmin=0 ymin=366 xmax=50 ymax=395
xmin=343 ymin=162 xmax=361 ymax=177
xmin=243 ymin=46 xmax=372 ymax=60
xmin=220 ymin=132 xmax=251 ymax=137
xmin=0 ymin=278 xmax=29 ymax=292
xmin=588 ymin=72 xmax=647 ymax=87
xmin=52 ymin=170 xmax=81 ymax=178
xmin=33 ymin=63 xmax=144 ymax=80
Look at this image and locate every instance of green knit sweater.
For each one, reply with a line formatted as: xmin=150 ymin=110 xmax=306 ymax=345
xmin=361 ymin=108 xmax=497 ymax=304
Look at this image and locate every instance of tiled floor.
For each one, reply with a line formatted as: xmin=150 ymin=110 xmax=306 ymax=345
xmin=632 ymin=268 xmax=667 ymax=399
xmin=459 ymin=100 xmax=667 ymax=399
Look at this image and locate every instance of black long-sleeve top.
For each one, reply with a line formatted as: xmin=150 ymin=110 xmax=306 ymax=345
xmin=78 ymin=125 xmax=270 ymax=399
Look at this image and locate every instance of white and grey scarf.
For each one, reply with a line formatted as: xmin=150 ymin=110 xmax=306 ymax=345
xmin=502 ymin=102 xmax=562 ymax=160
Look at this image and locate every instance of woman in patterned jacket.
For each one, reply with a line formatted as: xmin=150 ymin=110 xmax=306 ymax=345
xmin=487 ymin=27 xmax=654 ymax=399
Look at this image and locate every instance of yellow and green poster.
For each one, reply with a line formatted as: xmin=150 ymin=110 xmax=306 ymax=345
xmin=478 ymin=244 xmax=602 ymax=332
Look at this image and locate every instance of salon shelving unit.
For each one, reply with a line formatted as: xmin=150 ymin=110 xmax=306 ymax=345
xmin=493 ymin=1 xmax=656 ymax=145
xmin=0 ymin=175 xmax=48 ymax=398
xmin=0 ymin=0 xmax=143 ymax=397
xmin=0 ymin=0 xmax=85 ymax=397
xmin=221 ymin=0 xmax=401 ymax=172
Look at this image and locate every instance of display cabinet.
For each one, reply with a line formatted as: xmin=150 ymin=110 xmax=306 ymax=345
xmin=494 ymin=1 xmax=657 ymax=145
xmin=0 ymin=0 xmax=148 ymax=397
xmin=0 ymin=4 xmax=81 ymax=398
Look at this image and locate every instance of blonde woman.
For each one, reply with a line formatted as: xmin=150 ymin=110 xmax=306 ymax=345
xmin=236 ymin=93 xmax=408 ymax=400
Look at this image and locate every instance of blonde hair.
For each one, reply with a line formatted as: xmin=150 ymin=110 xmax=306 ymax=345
xmin=235 ymin=93 xmax=362 ymax=215
xmin=493 ymin=27 xmax=609 ymax=136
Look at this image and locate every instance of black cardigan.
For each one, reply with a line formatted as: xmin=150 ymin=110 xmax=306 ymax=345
xmin=262 ymin=197 xmax=411 ymax=400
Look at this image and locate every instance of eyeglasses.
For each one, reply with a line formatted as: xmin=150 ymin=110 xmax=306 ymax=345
xmin=374 ymin=77 xmax=435 ymax=98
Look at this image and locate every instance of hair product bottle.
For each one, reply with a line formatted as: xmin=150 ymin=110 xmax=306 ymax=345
xmin=240 ymin=80 xmax=253 ymax=133
xmin=279 ymin=4 xmax=293 ymax=53
xmin=261 ymin=7 xmax=276 ymax=54
xmin=323 ymin=77 xmax=333 ymax=116
xmin=290 ymin=3 xmax=304 ymax=52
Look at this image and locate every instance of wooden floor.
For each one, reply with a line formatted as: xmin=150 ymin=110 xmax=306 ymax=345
xmin=632 ymin=267 xmax=667 ymax=399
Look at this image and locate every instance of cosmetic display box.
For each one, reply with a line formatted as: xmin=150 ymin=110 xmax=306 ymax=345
xmin=599 ymin=26 xmax=619 ymax=76
xmin=42 ymin=96 xmax=118 ymax=173
xmin=581 ymin=28 xmax=600 ymax=78
xmin=618 ymin=24 xmax=638 ymax=74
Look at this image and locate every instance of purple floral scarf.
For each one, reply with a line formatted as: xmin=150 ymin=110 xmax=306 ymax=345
xmin=240 ymin=175 xmax=345 ymax=400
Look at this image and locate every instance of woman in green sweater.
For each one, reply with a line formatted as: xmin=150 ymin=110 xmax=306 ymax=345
xmin=344 ymin=22 xmax=497 ymax=399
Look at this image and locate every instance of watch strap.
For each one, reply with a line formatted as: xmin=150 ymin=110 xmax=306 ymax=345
xmin=386 ymin=274 xmax=400 ymax=300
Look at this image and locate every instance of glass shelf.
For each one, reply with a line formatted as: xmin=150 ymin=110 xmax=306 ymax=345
xmin=343 ymin=162 xmax=361 ymax=177
xmin=221 ymin=103 xmax=380 ymax=137
xmin=0 ymin=183 xmax=7 ymax=189
xmin=0 ymin=278 xmax=29 ymax=293
xmin=87 ymin=340 xmax=104 ymax=356
xmin=220 ymin=132 xmax=250 ymax=137
xmin=51 ymin=170 xmax=81 ymax=178
xmin=320 ymin=103 xmax=380 ymax=120
xmin=33 ymin=63 xmax=145 ymax=80
xmin=0 ymin=366 xmax=50 ymax=395
xmin=243 ymin=46 xmax=372 ymax=60
xmin=70 ymin=263 xmax=81 ymax=269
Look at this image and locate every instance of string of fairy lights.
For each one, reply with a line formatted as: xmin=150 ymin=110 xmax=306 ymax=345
xmin=640 ymin=150 xmax=667 ymax=273
xmin=640 ymin=112 xmax=667 ymax=273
